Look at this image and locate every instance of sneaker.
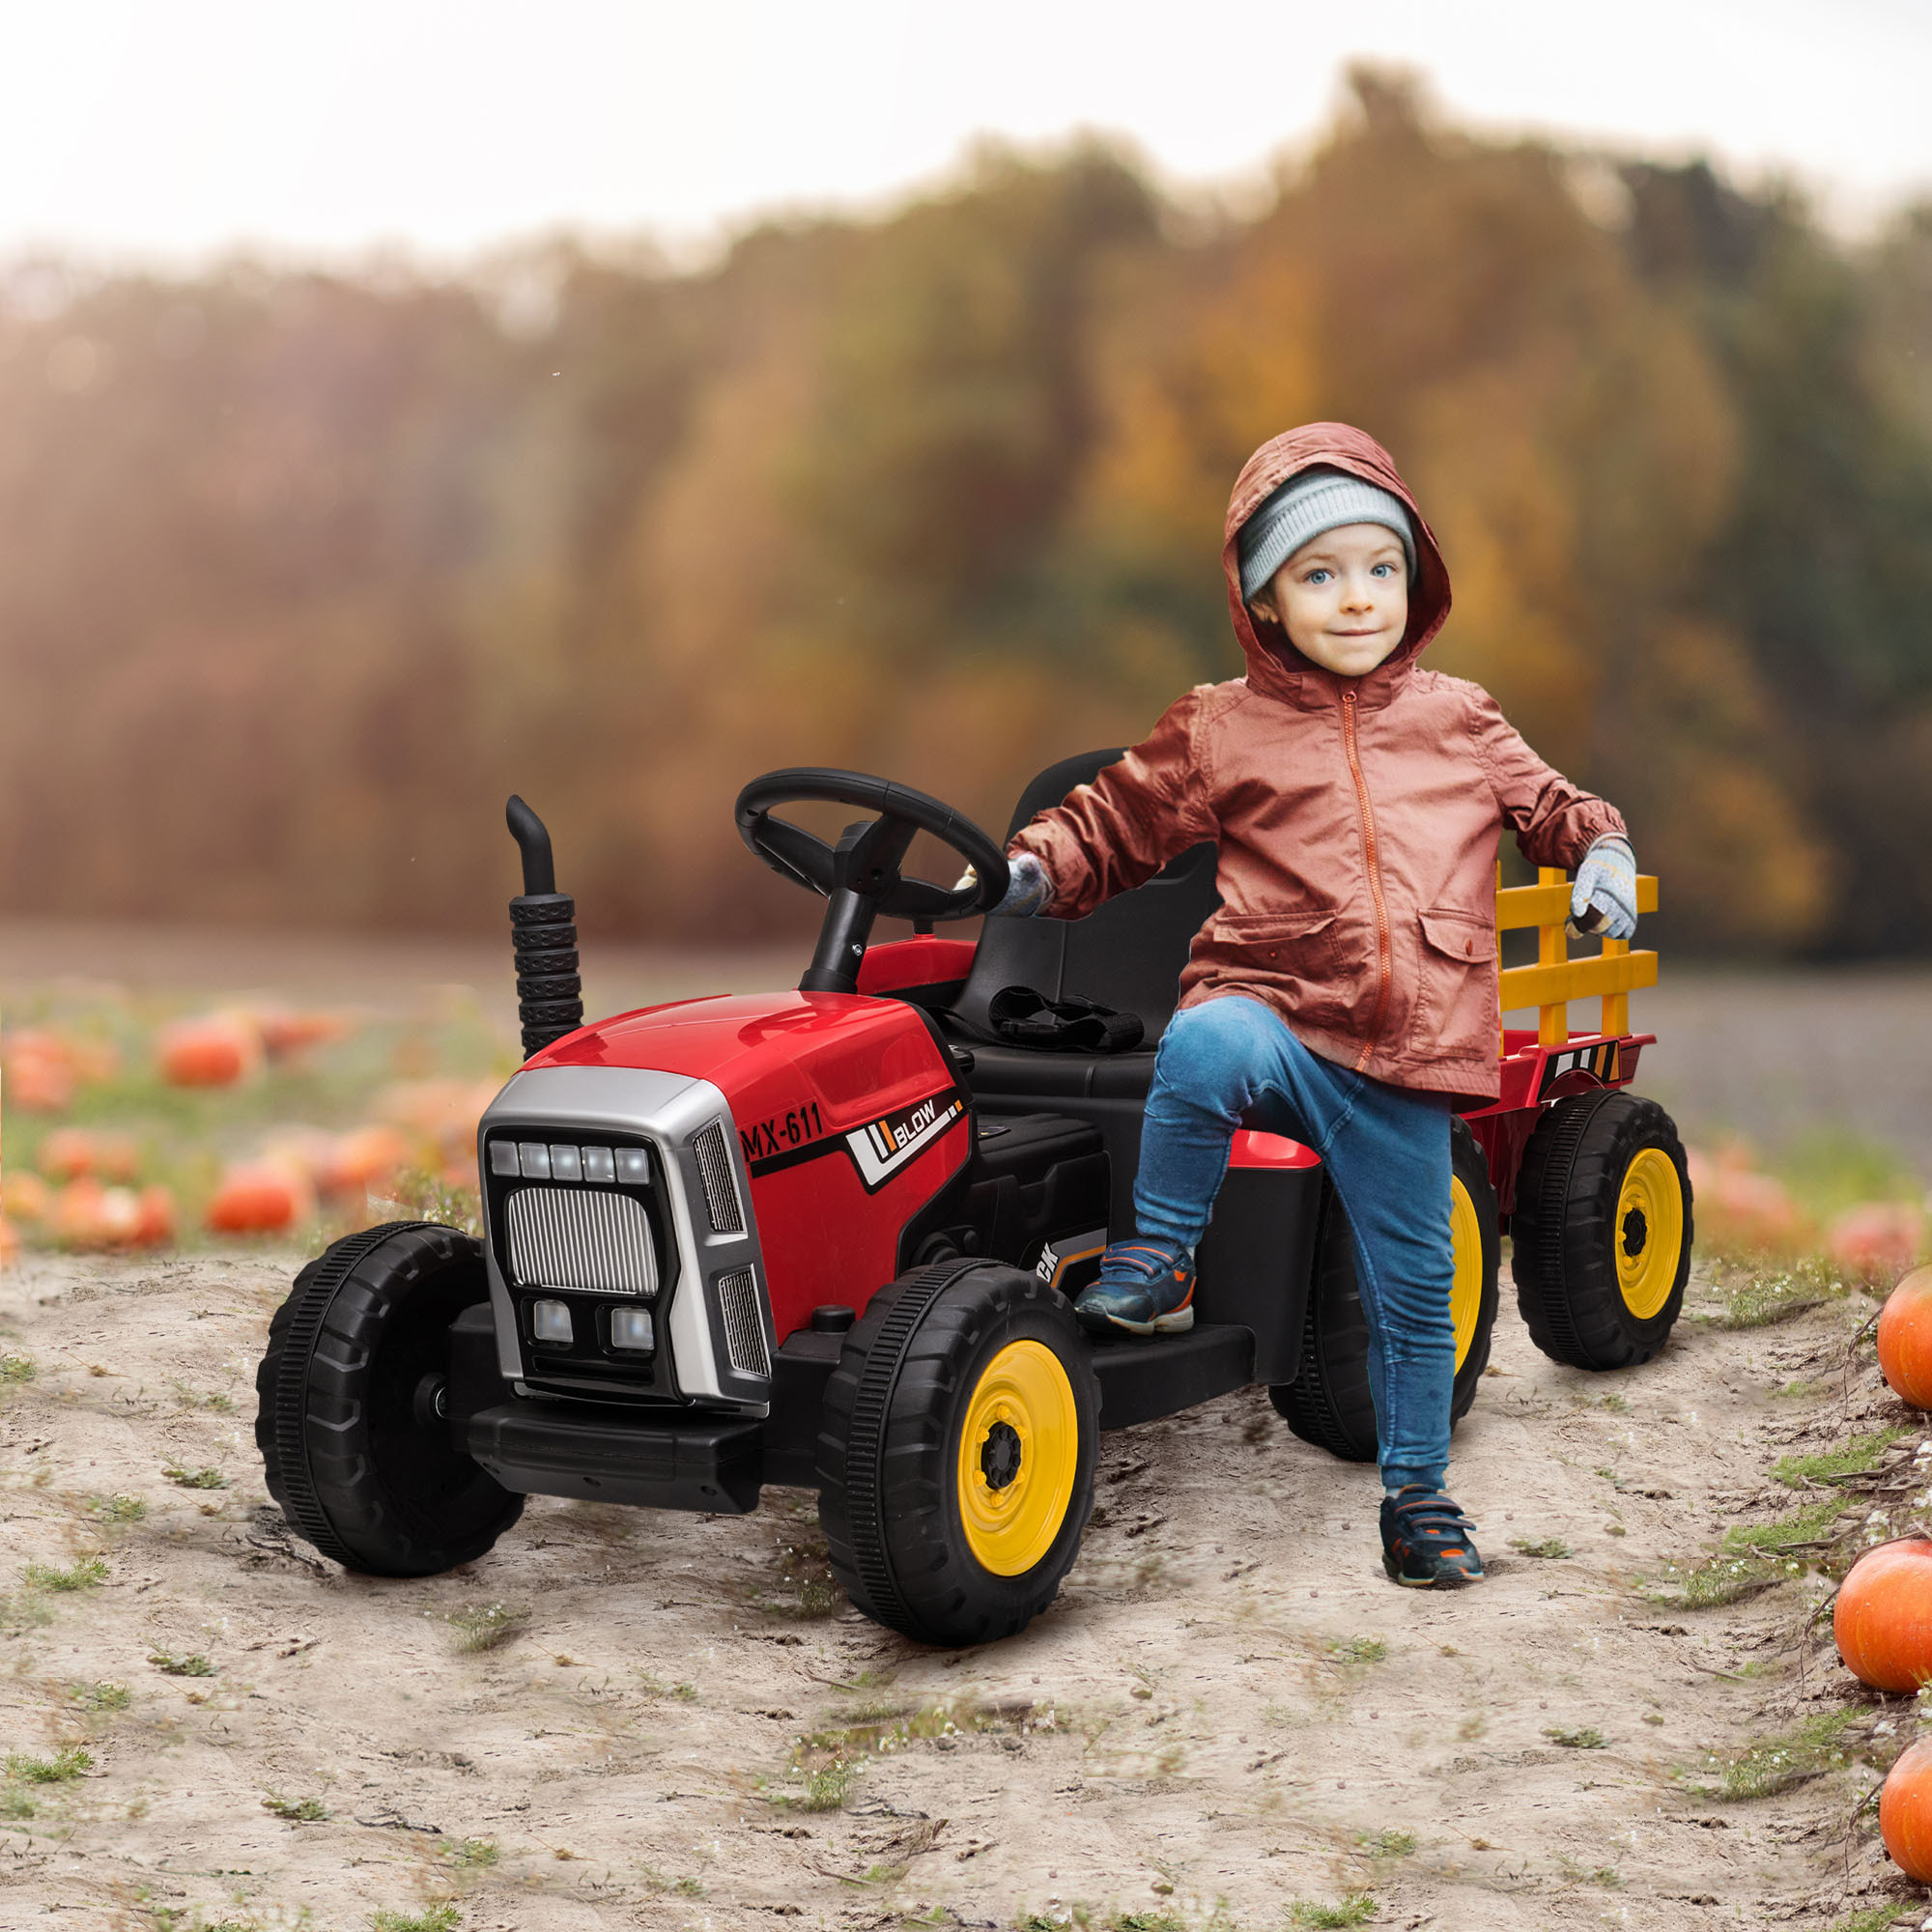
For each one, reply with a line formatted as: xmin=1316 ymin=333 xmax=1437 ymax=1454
xmin=1072 ymin=1236 xmax=1196 ymax=1337
xmin=1379 ymin=1487 xmax=1486 ymax=1587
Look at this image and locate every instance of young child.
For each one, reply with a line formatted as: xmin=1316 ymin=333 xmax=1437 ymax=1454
xmin=990 ymin=423 xmax=1637 ymax=1587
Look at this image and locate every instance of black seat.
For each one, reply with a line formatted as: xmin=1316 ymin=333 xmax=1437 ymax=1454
xmin=947 ymin=750 xmax=1221 ymax=1225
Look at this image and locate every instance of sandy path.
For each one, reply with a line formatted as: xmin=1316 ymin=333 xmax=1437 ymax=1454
xmin=0 ymin=1248 xmax=1899 ymax=1931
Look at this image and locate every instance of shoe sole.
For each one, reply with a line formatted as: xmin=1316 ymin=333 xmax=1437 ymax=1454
xmin=1382 ymin=1555 xmax=1486 ymax=1587
xmin=1077 ymin=1303 xmax=1196 ymax=1338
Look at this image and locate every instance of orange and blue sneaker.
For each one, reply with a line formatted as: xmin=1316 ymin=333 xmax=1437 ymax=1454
xmin=1379 ymin=1486 xmax=1486 ymax=1587
xmin=1073 ymin=1236 xmax=1196 ymax=1337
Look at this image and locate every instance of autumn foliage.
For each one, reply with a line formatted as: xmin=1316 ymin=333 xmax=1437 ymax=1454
xmin=1 ymin=71 xmax=1929 ymax=955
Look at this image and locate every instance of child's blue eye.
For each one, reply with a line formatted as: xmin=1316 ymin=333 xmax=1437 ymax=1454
xmin=1304 ymin=568 xmax=1332 ymax=584
xmin=1372 ymin=562 xmax=1395 ymax=578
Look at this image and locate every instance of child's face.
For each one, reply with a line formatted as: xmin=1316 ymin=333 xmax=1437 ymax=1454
xmin=1248 ymin=523 xmax=1408 ymax=678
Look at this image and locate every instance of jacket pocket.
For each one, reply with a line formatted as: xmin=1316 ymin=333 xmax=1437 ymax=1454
xmin=1414 ymin=906 xmax=1496 ymax=1058
xmin=1187 ymin=906 xmax=1358 ymax=1028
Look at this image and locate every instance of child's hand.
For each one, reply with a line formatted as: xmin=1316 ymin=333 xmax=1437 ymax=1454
xmin=954 ymin=853 xmax=1053 ymax=918
xmin=1570 ymin=836 xmax=1637 ymax=940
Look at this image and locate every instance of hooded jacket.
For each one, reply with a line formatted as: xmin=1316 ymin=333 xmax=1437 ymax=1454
xmin=1006 ymin=423 xmax=1625 ymax=1106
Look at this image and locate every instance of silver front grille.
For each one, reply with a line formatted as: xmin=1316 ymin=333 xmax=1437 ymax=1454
xmin=506 ymin=1186 xmax=657 ymax=1296
xmin=716 ymin=1267 xmax=770 ymax=1377
xmin=691 ymin=1121 xmax=743 ymax=1234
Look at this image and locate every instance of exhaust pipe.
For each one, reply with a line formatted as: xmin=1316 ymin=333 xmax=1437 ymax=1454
xmin=505 ymin=795 xmax=584 ymax=1059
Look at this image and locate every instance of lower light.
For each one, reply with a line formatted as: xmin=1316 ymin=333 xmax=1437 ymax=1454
xmin=531 ymin=1299 xmax=573 ymax=1344
xmin=610 ymin=1305 xmax=654 ymax=1352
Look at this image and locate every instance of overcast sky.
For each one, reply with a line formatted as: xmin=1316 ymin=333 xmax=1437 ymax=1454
xmin=5 ymin=0 xmax=1930 ymax=269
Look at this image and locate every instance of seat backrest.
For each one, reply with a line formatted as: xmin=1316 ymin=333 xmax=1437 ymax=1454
xmin=949 ymin=750 xmax=1221 ymax=1045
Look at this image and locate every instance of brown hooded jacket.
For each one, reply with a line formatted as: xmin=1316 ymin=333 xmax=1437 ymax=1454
xmin=1006 ymin=423 xmax=1625 ymax=1106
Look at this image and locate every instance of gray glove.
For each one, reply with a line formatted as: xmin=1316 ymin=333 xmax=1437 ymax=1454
xmin=954 ymin=852 xmax=1053 ymax=918
xmin=1571 ymin=835 xmax=1636 ymax=940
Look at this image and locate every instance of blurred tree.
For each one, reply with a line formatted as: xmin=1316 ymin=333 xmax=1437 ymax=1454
xmin=0 ymin=81 xmax=1927 ymax=958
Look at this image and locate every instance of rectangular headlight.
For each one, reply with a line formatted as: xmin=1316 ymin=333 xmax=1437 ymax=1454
xmin=530 ymin=1299 xmax=572 ymax=1344
xmin=610 ymin=1305 xmax=654 ymax=1351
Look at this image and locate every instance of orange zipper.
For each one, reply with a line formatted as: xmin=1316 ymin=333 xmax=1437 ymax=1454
xmin=1340 ymin=688 xmax=1392 ymax=1069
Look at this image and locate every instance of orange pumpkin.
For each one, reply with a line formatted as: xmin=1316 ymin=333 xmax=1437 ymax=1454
xmin=1878 ymin=1264 xmax=1932 ymax=1407
xmin=1835 ymin=1539 xmax=1932 ymax=1691
xmin=205 ymin=1162 xmax=308 ymax=1235
xmin=158 ymin=1015 xmax=261 ymax=1089
xmin=37 ymin=1127 xmax=134 ymax=1181
xmin=1882 ymin=1739 xmax=1932 ymax=1880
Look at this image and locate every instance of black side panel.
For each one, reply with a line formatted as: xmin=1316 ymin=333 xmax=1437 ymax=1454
xmin=466 ymin=1403 xmax=763 ymax=1513
xmin=446 ymin=1302 xmax=511 ymax=1425
xmin=762 ymin=1329 xmax=845 ymax=1488
xmin=1090 ymin=1323 xmax=1254 ymax=1430
xmin=1193 ymin=1162 xmax=1325 ymax=1384
xmin=965 ymin=1085 xmax=1153 ymax=1234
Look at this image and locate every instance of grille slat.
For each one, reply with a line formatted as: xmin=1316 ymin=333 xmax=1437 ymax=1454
xmin=692 ymin=1122 xmax=743 ymax=1234
xmin=716 ymin=1267 xmax=769 ymax=1377
xmin=506 ymin=1187 xmax=657 ymax=1296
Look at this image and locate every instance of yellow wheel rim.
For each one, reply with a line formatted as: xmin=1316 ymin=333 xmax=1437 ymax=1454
xmin=1448 ymin=1175 xmax=1485 ymax=1373
xmin=1615 ymin=1146 xmax=1685 ymax=1320
xmin=955 ymin=1340 xmax=1079 ymax=1577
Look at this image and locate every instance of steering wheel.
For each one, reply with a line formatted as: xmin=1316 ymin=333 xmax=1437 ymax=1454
xmin=734 ymin=768 xmax=1009 ymax=923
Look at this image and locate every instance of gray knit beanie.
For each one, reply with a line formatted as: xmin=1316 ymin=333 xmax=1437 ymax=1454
xmin=1237 ymin=468 xmax=1417 ymax=602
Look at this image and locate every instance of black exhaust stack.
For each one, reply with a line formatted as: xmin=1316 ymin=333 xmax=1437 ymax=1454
xmin=505 ymin=795 xmax=584 ymax=1059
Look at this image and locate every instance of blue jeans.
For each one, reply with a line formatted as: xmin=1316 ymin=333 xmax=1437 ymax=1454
xmin=1133 ymin=994 xmax=1456 ymax=1492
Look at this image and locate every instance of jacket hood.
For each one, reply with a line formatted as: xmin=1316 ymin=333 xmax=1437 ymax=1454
xmin=1223 ymin=423 xmax=1452 ymax=706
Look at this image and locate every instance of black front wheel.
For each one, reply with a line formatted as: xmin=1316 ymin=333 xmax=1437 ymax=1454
xmin=1269 ymin=1117 xmax=1500 ymax=1463
xmin=255 ymin=1221 xmax=523 ymax=1577
xmin=817 ymin=1261 xmax=1097 ymax=1647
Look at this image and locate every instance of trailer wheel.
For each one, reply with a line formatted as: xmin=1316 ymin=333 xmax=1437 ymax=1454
xmin=817 ymin=1260 xmax=1097 ymax=1647
xmin=1512 ymin=1091 xmax=1692 ymax=1370
xmin=1270 ymin=1118 xmax=1499 ymax=1462
xmin=255 ymin=1221 xmax=523 ymax=1577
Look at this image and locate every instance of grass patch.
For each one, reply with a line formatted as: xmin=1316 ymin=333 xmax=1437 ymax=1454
xmin=1696 ymin=1709 xmax=1856 ymax=1801
xmin=1112 ymin=1917 xmax=1184 ymax=1932
xmin=636 ymin=1673 xmax=698 ymax=1702
xmin=444 ymin=1837 xmax=498 ymax=1868
xmin=781 ymin=1758 xmax=855 ymax=1813
xmin=1829 ymin=1906 xmax=1915 ymax=1932
xmin=161 ymin=1463 xmax=228 ymax=1490
xmin=1722 ymin=1498 xmax=1843 ymax=1554
xmin=1356 ymin=1830 xmax=1416 ymax=1858
xmin=23 ymin=1555 xmax=108 ymax=1592
xmin=446 ymin=1603 xmax=527 ymax=1653
xmin=1544 ymin=1725 xmax=1608 ymax=1749
xmin=755 ymin=1536 xmax=843 ymax=1620
xmin=263 ymin=1793 xmax=330 ymax=1821
xmin=67 ymin=1680 xmax=129 ymax=1712
xmin=1327 ymin=1636 xmax=1387 ymax=1665
xmin=1290 ymin=1897 xmax=1377 ymax=1928
xmin=0 ymin=1354 xmax=35 ymax=1384
xmin=384 ymin=1166 xmax=484 ymax=1239
xmin=88 ymin=1492 xmax=148 ymax=1523
xmin=1708 ymin=1257 xmax=1848 ymax=1330
xmin=372 ymin=1908 xmax=461 ymax=1932
xmin=7 ymin=1746 xmax=92 ymax=1784
xmin=1508 ymin=1537 xmax=1572 ymax=1559
xmin=1641 ymin=1553 xmax=1798 ymax=1608
xmin=1773 ymin=1429 xmax=1909 ymax=1489
xmin=149 ymin=1651 xmax=215 ymax=1677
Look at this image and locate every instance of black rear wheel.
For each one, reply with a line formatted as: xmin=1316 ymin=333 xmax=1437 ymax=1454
xmin=1511 ymin=1091 xmax=1692 ymax=1371
xmin=817 ymin=1261 xmax=1097 ymax=1647
xmin=1270 ymin=1118 xmax=1500 ymax=1463
xmin=255 ymin=1221 xmax=523 ymax=1577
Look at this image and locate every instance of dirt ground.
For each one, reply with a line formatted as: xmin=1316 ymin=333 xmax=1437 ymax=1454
xmin=0 ymin=1242 xmax=1918 ymax=1932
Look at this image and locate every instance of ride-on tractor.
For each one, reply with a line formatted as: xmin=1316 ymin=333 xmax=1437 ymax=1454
xmin=256 ymin=755 xmax=1693 ymax=1647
